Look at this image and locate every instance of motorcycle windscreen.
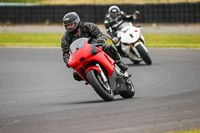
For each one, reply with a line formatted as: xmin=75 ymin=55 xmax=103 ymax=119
xmin=70 ymin=38 xmax=88 ymax=54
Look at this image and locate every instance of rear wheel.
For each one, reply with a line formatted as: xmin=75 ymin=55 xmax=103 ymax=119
xmin=136 ymin=45 xmax=152 ymax=65
xmin=120 ymin=78 xmax=135 ymax=98
xmin=86 ymin=69 xmax=114 ymax=101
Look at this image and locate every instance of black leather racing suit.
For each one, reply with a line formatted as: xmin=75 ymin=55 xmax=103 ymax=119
xmin=104 ymin=11 xmax=135 ymax=41
xmin=61 ymin=22 xmax=121 ymax=81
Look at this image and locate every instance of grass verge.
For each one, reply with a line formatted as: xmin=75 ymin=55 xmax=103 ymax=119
xmin=0 ymin=33 xmax=200 ymax=48
xmin=164 ymin=129 xmax=200 ymax=133
xmin=0 ymin=33 xmax=62 ymax=47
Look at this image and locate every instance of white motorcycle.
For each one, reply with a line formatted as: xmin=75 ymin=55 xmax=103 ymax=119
xmin=116 ymin=22 xmax=152 ymax=65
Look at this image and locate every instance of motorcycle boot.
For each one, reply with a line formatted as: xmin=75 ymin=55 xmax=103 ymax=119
xmin=115 ymin=60 xmax=129 ymax=72
xmin=116 ymin=45 xmax=125 ymax=57
xmin=102 ymin=44 xmax=128 ymax=72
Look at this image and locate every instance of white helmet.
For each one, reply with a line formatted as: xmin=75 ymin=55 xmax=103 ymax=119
xmin=108 ymin=5 xmax=120 ymax=19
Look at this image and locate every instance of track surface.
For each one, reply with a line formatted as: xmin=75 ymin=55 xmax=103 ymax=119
xmin=0 ymin=48 xmax=200 ymax=133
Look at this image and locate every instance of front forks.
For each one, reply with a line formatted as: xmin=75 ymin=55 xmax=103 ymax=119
xmin=96 ymin=64 xmax=111 ymax=91
xmin=130 ymin=41 xmax=148 ymax=58
xmin=96 ymin=64 xmax=107 ymax=83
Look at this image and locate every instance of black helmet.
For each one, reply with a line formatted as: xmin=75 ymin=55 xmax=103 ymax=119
xmin=63 ymin=12 xmax=80 ymax=33
xmin=108 ymin=5 xmax=120 ymax=19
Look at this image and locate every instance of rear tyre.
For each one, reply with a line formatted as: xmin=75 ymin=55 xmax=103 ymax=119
xmin=120 ymin=79 xmax=135 ymax=98
xmin=136 ymin=45 xmax=152 ymax=65
xmin=86 ymin=69 xmax=114 ymax=101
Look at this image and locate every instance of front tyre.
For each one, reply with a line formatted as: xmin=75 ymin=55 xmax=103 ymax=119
xmin=120 ymin=78 xmax=135 ymax=98
xmin=136 ymin=45 xmax=152 ymax=65
xmin=86 ymin=70 xmax=114 ymax=101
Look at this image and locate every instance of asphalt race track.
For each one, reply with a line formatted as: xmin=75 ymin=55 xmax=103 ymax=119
xmin=0 ymin=48 xmax=200 ymax=133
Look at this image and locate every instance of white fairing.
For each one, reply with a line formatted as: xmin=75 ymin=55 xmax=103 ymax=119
xmin=117 ymin=22 xmax=141 ymax=44
xmin=116 ymin=22 xmax=148 ymax=61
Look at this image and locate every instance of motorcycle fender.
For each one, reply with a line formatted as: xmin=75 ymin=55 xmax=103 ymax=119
xmin=132 ymin=42 xmax=148 ymax=57
xmin=85 ymin=66 xmax=101 ymax=74
xmin=135 ymin=42 xmax=148 ymax=52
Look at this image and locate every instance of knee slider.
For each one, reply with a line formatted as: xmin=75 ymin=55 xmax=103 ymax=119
xmin=73 ymin=72 xmax=83 ymax=81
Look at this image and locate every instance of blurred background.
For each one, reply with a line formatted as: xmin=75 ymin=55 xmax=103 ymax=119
xmin=1 ymin=2 xmax=200 ymax=133
xmin=0 ymin=0 xmax=200 ymax=47
xmin=1 ymin=0 xmax=200 ymax=24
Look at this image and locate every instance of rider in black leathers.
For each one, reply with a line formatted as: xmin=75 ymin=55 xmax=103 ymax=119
xmin=61 ymin=12 xmax=128 ymax=81
xmin=104 ymin=5 xmax=140 ymax=56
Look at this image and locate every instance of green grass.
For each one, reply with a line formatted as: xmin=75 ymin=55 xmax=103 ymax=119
xmin=144 ymin=34 xmax=200 ymax=48
xmin=164 ymin=129 xmax=200 ymax=133
xmin=0 ymin=33 xmax=200 ymax=48
xmin=0 ymin=33 xmax=62 ymax=47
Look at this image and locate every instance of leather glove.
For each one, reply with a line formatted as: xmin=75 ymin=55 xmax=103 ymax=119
xmin=133 ymin=10 xmax=140 ymax=20
xmin=95 ymin=38 xmax=105 ymax=46
xmin=112 ymin=37 xmax=119 ymax=44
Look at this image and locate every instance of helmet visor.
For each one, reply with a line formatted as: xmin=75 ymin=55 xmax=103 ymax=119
xmin=65 ymin=22 xmax=76 ymax=30
xmin=110 ymin=13 xmax=119 ymax=19
xmin=63 ymin=17 xmax=80 ymax=32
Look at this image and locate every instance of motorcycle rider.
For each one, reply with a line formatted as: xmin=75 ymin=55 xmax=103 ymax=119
xmin=104 ymin=5 xmax=140 ymax=56
xmin=61 ymin=12 xmax=128 ymax=81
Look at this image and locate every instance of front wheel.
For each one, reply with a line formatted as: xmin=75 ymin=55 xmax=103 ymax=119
xmin=86 ymin=69 xmax=114 ymax=101
xmin=136 ymin=45 xmax=152 ymax=65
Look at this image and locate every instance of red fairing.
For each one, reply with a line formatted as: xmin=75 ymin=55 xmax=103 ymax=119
xmin=68 ymin=39 xmax=115 ymax=81
xmin=68 ymin=40 xmax=92 ymax=69
xmin=85 ymin=66 xmax=101 ymax=74
xmin=87 ymin=49 xmax=114 ymax=78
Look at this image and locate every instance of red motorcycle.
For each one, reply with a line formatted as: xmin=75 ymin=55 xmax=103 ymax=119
xmin=68 ymin=38 xmax=135 ymax=101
